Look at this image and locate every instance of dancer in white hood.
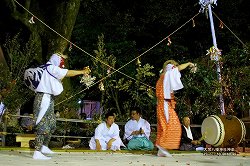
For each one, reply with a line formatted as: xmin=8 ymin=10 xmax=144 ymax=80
xmin=33 ymin=53 xmax=90 ymax=160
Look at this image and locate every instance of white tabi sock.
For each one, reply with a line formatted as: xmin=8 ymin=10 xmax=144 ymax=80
xmin=41 ymin=145 xmax=55 ymax=154
xmin=33 ymin=150 xmax=51 ymax=160
xmin=156 ymin=145 xmax=173 ymax=157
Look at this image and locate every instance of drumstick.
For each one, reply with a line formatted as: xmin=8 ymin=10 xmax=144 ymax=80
xmin=201 ymin=126 xmax=214 ymax=140
xmin=199 ymin=131 xmax=207 ymax=142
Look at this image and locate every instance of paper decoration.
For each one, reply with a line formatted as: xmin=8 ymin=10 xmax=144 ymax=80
xmin=167 ymin=37 xmax=172 ymax=46
xmin=192 ymin=18 xmax=196 ymax=27
xmin=99 ymin=82 xmax=105 ymax=91
xmin=199 ymin=0 xmax=218 ymax=13
xmin=206 ymin=46 xmax=222 ymax=61
xmin=29 ymin=16 xmax=35 ymax=24
xmin=80 ymin=75 xmax=96 ymax=88
xmin=136 ymin=58 xmax=141 ymax=66
xmin=107 ymin=68 xmax=111 ymax=75
xmin=69 ymin=42 xmax=73 ymax=51
xmin=219 ymin=20 xmax=224 ymax=29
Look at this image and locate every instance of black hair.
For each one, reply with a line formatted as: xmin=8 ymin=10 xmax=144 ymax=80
xmin=105 ymin=112 xmax=115 ymax=119
xmin=130 ymin=107 xmax=141 ymax=115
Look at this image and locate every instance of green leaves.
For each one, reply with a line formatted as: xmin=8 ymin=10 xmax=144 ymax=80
xmin=0 ymin=33 xmax=39 ymax=111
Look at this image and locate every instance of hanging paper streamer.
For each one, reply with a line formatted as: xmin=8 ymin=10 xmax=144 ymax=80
xmin=29 ymin=16 xmax=35 ymax=24
xmin=192 ymin=18 xmax=196 ymax=27
xmin=80 ymin=66 xmax=96 ymax=88
xmin=167 ymin=37 xmax=172 ymax=46
xmin=199 ymin=0 xmax=217 ymax=13
xmin=219 ymin=20 xmax=224 ymax=29
xmin=99 ymin=82 xmax=105 ymax=91
xmin=107 ymin=67 xmax=111 ymax=75
xmin=69 ymin=42 xmax=73 ymax=51
xmin=206 ymin=46 xmax=222 ymax=61
xmin=136 ymin=57 xmax=141 ymax=66
xmin=80 ymin=74 xmax=96 ymax=88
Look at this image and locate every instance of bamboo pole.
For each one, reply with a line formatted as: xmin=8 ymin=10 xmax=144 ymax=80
xmin=200 ymin=0 xmax=225 ymax=115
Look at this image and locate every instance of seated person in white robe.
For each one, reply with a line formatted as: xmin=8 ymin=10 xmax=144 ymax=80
xmin=123 ymin=108 xmax=154 ymax=150
xmin=89 ymin=112 xmax=125 ymax=151
xmin=0 ymin=98 xmax=6 ymax=123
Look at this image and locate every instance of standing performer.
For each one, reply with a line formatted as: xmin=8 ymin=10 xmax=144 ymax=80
xmin=32 ymin=53 xmax=90 ymax=160
xmin=155 ymin=60 xmax=194 ymax=157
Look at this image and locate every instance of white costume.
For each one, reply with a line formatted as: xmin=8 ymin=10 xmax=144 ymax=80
xmin=124 ymin=117 xmax=151 ymax=140
xmin=35 ymin=54 xmax=68 ymax=125
xmin=184 ymin=126 xmax=193 ymax=140
xmin=36 ymin=54 xmax=68 ymax=96
xmin=32 ymin=53 xmax=68 ymax=160
xmin=163 ymin=64 xmax=183 ymax=123
xmin=0 ymin=102 xmax=5 ymax=122
xmin=89 ymin=122 xmax=125 ymax=151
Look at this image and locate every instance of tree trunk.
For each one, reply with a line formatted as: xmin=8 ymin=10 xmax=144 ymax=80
xmin=2 ymin=0 xmax=81 ymax=108
xmin=5 ymin=0 xmax=80 ymax=59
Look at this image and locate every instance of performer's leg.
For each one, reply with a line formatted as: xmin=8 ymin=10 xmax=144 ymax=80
xmin=43 ymin=134 xmax=51 ymax=147
xmin=41 ymin=133 xmax=54 ymax=154
xmin=33 ymin=132 xmax=51 ymax=160
xmin=32 ymin=93 xmax=51 ymax=160
xmin=41 ymin=98 xmax=56 ymax=154
xmin=35 ymin=133 xmax=45 ymax=151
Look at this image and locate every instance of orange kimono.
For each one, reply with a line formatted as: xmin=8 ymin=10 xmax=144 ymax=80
xmin=155 ymin=74 xmax=181 ymax=150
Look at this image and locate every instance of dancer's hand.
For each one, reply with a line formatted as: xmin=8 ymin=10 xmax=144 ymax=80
xmin=188 ymin=62 xmax=195 ymax=67
xmin=82 ymin=66 xmax=91 ymax=75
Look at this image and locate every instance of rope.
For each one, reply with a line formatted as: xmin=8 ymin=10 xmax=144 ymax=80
xmin=55 ymin=12 xmax=200 ymax=105
xmin=13 ymin=0 xmax=200 ymax=106
xmin=212 ymin=12 xmax=248 ymax=48
xmin=12 ymin=0 xmax=156 ymax=94
xmin=9 ymin=114 xmax=100 ymax=123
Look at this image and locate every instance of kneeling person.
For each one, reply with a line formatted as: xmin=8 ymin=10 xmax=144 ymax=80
xmin=89 ymin=112 xmax=125 ymax=151
xmin=124 ymin=108 xmax=154 ymax=150
xmin=180 ymin=116 xmax=204 ymax=151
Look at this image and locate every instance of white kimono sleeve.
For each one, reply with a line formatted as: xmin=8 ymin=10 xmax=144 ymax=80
xmin=163 ymin=66 xmax=183 ymax=123
xmin=143 ymin=120 xmax=151 ymax=140
xmin=94 ymin=123 xmax=105 ymax=141
xmin=110 ymin=124 xmax=120 ymax=140
xmin=124 ymin=121 xmax=133 ymax=140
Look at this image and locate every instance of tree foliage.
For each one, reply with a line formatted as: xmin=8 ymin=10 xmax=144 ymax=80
xmin=0 ymin=0 xmax=249 ymax=124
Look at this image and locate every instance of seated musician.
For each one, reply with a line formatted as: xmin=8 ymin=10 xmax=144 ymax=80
xmin=180 ymin=116 xmax=204 ymax=151
xmin=123 ymin=107 xmax=154 ymax=150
